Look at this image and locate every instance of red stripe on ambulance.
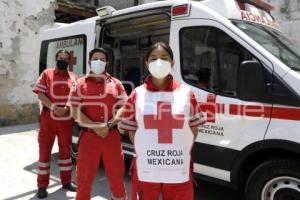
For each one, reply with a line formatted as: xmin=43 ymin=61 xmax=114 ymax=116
xmin=229 ymin=105 xmax=300 ymax=121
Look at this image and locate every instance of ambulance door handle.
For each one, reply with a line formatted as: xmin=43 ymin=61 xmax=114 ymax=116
xmin=265 ymin=83 xmax=272 ymax=90
xmin=265 ymin=82 xmax=272 ymax=97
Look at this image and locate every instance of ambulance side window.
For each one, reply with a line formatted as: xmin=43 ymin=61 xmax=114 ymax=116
xmin=180 ymin=27 xmax=255 ymax=97
xmin=39 ymin=35 xmax=87 ymax=75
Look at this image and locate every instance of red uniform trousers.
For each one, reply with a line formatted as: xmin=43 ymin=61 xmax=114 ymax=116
xmin=37 ymin=110 xmax=74 ymax=188
xmin=75 ymin=129 xmax=126 ymax=200
xmin=130 ymin=158 xmax=194 ymax=200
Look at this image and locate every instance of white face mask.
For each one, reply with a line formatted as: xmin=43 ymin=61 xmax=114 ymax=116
xmin=148 ymin=59 xmax=172 ymax=79
xmin=90 ymin=60 xmax=106 ymax=75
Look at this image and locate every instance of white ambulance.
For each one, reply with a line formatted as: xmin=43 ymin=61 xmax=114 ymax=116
xmin=38 ymin=0 xmax=300 ymax=199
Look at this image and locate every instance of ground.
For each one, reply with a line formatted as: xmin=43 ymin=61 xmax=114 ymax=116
xmin=0 ymin=123 xmax=240 ymax=200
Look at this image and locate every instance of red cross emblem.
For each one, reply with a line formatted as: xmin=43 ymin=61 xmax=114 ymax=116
xmin=68 ymin=50 xmax=77 ymax=72
xmin=144 ymin=102 xmax=184 ymax=144
xmin=199 ymin=94 xmax=225 ymax=123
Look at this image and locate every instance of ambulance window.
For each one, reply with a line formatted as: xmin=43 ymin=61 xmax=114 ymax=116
xmin=180 ymin=27 xmax=255 ymax=97
xmin=105 ymin=49 xmax=114 ymax=75
xmin=121 ymin=57 xmax=141 ymax=95
xmin=39 ymin=35 xmax=87 ymax=75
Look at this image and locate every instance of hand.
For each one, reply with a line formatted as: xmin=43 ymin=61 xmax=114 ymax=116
xmin=92 ymin=123 xmax=109 ymax=138
xmin=53 ymin=107 xmax=68 ymax=117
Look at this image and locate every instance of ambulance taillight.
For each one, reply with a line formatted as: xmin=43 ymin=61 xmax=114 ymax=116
xmin=172 ymin=4 xmax=190 ymax=18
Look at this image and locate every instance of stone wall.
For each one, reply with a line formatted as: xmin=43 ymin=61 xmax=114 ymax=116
xmin=0 ymin=0 xmax=56 ymax=126
xmin=139 ymin=0 xmax=161 ymax=4
xmin=99 ymin=0 xmax=135 ymax=10
xmin=0 ymin=0 xmax=135 ymax=127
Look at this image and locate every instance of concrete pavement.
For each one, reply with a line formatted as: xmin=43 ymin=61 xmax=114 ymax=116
xmin=0 ymin=123 xmax=131 ymax=200
xmin=0 ymin=123 xmax=240 ymax=200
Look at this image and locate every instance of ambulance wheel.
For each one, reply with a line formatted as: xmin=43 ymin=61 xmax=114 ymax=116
xmin=245 ymin=159 xmax=300 ymax=200
xmin=70 ymin=142 xmax=78 ymax=163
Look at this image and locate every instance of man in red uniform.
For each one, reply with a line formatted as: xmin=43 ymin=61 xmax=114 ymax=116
xmin=68 ymin=48 xmax=128 ymax=200
xmin=33 ymin=50 xmax=78 ymax=199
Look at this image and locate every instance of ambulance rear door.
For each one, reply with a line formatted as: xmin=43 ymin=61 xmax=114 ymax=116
xmin=39 ymin=20 xmax=97 ymax=76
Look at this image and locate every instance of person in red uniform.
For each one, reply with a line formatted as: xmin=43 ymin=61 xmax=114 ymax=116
xmin=68 ymin=48 xmax=128 ymax=200
xmin=32 ymin=50 xmax=78 ymax=199
xmin=119 ymin=42 xmax=205 ymax=200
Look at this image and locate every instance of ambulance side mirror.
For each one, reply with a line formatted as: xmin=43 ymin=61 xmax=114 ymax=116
xmin=237 ymin=61 xmax=266 ymax=101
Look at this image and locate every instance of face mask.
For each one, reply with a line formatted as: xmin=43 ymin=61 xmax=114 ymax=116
xmin=90 ymin=60 xmax=106 ymax=75
xmin=148 ymin=59 xmax=172 ymax=79
xmin=56 ymin=60 xmax=69 ymax=70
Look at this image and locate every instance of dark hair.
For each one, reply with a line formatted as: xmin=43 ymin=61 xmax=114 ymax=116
xmin=145 ymin=42 xmax=174 ymax=61
xmin=89 ymin=48 xmax=109 ymax=60
xmin=55 ymin=50 xmax=71 ymax=60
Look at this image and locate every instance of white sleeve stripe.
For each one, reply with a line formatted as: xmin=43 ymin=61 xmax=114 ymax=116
xmin=35 ymin=85 xmax=47 ymax=90
xmin=34 ymin=88 xmax=46 ymax=93
xmin=189 ymin=117 xmax=197 ymax=122
xmin=36 ymin=83 xmax=47 ymax=89
xmin=190 ymin=113 xmax=204 ymax=121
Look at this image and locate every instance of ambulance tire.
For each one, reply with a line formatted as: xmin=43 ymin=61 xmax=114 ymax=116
xmin=245 ymin=159 xmax=300 ymax=200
